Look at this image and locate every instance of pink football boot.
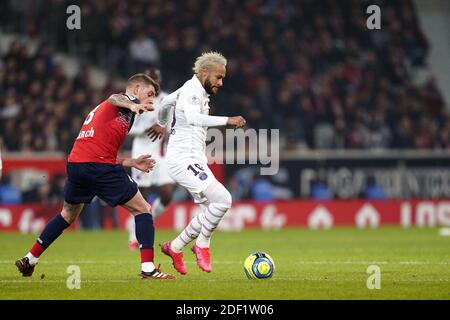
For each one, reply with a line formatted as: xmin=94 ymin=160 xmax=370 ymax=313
xmin=160 ymin=241 xmax=187 ymax=275
xmin=192 ymin=244 xmax=212 ymax=273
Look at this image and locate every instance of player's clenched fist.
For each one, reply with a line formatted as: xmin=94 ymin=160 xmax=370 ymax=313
xmin=227 ymin=116 xmax=246 ymax=128
xmin=133 ymin=154 xmax=156 ymax=173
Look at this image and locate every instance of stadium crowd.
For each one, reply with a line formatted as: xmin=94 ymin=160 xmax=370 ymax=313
xmin=1 ymin=0 xmax=448 ymax=152
xmin=0 ymin=0 xmax=449 ymax=204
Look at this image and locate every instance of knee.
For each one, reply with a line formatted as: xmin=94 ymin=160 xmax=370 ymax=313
xmin=61 ymin=202 xmax=83 ymax=224
xmin=223 ymin=190 xmax=232 ymax=209
xmin=212 ymin=190 xmax=232 ymax=212
xmin=61 ymin=211 xmax=76 ymax=224
xmin=141 ymin=202 xmax=152 ymax=214
xmin=131 ymin=201 xmax=152 ymax=215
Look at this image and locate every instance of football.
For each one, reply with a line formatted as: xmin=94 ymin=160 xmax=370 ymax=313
xmin=243 ymin=252 xmax=275 ymax=279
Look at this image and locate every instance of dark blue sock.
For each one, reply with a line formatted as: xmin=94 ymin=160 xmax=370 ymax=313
xmin=134 ymin=213 xmax=154 ymax=250
xmin=38 ymin=214 xmax=71 ymax=248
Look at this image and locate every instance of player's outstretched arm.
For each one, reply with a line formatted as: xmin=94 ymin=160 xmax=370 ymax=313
xmin=117 ymin=155 xmax=155 ymax=173
xmin=184 ymin=110 xmax=246 ymax=128
xmin=108 ymin=94 xmax=153 ymax=114
xmin=184 ymin=109 xmax=230 ymax=127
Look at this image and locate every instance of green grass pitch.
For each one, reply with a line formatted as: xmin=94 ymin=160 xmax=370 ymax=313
xmin=1 ymin=227 xmax=449 ymax=300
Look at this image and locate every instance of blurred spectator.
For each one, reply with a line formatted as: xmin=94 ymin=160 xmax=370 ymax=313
xmin=250 ymin=176 xmax=275 ymax=202
xmin=310 ymin=176 xmax=333 ymax=200
xmin=393 ymin=116 xmax=415 ymax=149
xmin=268 ymin=168 xmax=294 ymax=200
xmin=129 ymin=30 xmax=160 ymax=73
xmin=0 ymin=174 xmax=22 ymax=204
xmin=360 ymin=175 xmax=386 ymax=200
xmin=22 ymin=181 xmax=51 ymax=203
xmin=227 ymin=167 xmax=256 ymax=200
xmin=49 ymin=174 xmax=66 ymax=203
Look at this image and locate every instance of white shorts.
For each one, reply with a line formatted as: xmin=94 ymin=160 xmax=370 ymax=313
xmin=167 ymin=159 xmax=216 ymax=203
xmin=131 ymin=157 xmax=174 ymax=188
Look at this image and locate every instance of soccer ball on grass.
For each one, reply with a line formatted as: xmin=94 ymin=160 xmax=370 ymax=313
xmin=243 ymin=252 xmax=275 ymax=279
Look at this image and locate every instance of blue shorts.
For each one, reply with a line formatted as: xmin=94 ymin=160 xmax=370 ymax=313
xmin=64 ymin=162 xmax=138 ymax=207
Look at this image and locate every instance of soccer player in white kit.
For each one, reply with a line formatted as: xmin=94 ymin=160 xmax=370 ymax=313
xmin=147 ymin=51 xmax=246 ymax=274
xmin=127 ymin=68 xmax=176 ymax=250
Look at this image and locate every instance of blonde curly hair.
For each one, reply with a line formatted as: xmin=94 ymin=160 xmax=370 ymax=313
xmin=192 ymin=51 xmax=227 ymax=74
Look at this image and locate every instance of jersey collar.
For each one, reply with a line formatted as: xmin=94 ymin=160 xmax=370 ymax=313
xmin=123 ymin=92 xmax=139 ymax=103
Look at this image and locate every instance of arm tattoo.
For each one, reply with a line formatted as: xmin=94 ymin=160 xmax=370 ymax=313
xmin=109 ymin=94 xmax=133 ymax=109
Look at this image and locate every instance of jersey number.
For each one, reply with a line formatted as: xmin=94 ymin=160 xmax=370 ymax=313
xmin=187 ymin=164 xmax=204 ymax=176
xmin=83 ymin=105 xmax=100 ymax=125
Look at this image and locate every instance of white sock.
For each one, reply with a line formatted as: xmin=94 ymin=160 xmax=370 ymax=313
xmin=170 ymin=237 xmax=185 ymax=253
xmin=195 ymin=235 xmax=211 ymax=248
xmin=25 ymin=252 xmax=39 ymax=266
xmin=196 ymin=203 xmax=227 ymax=248
xmin=141 ymin=262 xmax=155 ymax=273
xmin=171 ymin=202 xmax=209 ymax=252
xmin=151 ymin=197 xmax=166 ymax=219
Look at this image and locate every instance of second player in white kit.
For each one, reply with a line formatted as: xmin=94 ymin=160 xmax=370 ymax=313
xmin=130 ymin=91 xmax=172 ymax=188
xmin=127 ymin=68 xmax=176 ymax=249
xmin=148 ymin=51 xmax=246 ymax=274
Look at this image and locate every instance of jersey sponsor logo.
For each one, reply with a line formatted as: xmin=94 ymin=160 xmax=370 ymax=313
xmin=199 ymin=172 xmax=208 ymax=181
xmin=188 ymin=95 xmax=201 ymax=105
xmin=76 ymin=127 xmax=95 ymax=139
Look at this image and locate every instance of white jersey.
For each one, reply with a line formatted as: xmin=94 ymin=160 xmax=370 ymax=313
xmin=129 ymin=91 xmax=169 ymax=161
xmin=129 ymin=90 xmax=174 ymax=187
xmin=164 ymin=75 xmax=228 ymax=164
xmin=157 ymin=75 xmax=230 ymax=199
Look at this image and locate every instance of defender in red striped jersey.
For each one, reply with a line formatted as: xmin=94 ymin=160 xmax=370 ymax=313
xmin=15 ymin=74 xmax=176 ymax=280
xmin=68 ymin=95 xmax=136 ymax=164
